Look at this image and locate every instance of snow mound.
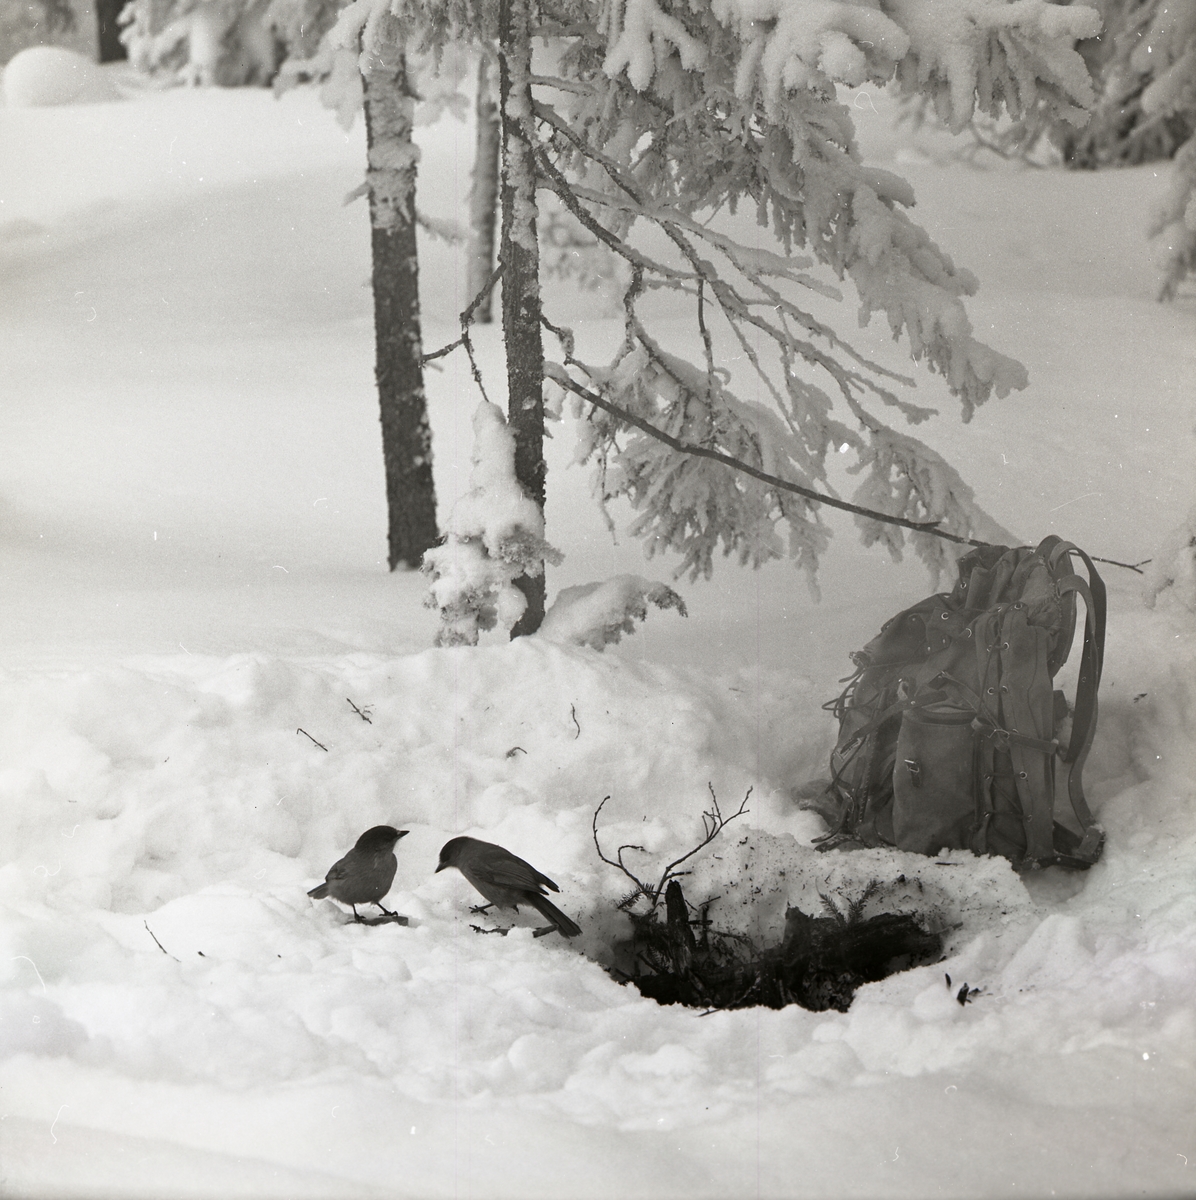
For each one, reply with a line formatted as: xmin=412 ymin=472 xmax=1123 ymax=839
xmin=539 ymin=575 xmax=688 ymax=650
xmin=2 ymin=47 xmax=122 ymax=108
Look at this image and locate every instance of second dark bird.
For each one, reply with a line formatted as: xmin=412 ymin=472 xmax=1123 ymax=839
xmin=436 ymin=836 xmax=581 ymax=938
xmin=308 ymin=825 xmax=407 ymax=921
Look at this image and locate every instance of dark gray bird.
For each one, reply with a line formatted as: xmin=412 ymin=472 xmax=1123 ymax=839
xmin=308 ymin=826 xmax=407 ymax=921
xmin=436 ymin=836 xmax=581 ymax=938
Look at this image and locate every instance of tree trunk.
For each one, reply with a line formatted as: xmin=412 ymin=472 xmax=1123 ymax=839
xmin=468 ymin=55 xmax=501 ymax=324
xmin=96 ymin=0 xmax=128 ymax=61
xmin=361 ymin=14 xmax=439 ymax=571
xmin=498 ymin=0 xmax=547 ymax=635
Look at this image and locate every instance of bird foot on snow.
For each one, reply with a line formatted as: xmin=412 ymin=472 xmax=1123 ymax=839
xmin=354 ymin=912 xmax=409 ymax=927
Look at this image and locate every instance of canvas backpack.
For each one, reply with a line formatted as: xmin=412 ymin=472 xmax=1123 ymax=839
xmin=810 ymin=536 xmax=1106 ymax=870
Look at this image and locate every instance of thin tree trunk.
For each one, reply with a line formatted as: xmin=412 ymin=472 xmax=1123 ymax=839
xmin=361 ymin=14 xmax=439 ymax=570
xmin=498 ymin=0 xmax=546 ymax=635
xmin=468 ymin=55 xmax=501 ymax=324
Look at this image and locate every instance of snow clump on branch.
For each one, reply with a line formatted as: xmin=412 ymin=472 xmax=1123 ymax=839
xmin=538 ymin=575 xmax=687 ymax=650
xmin=605 ymin=0 xmax=1100 ymax=130
xmin=423 ymin=402 xmax=563 ymax=646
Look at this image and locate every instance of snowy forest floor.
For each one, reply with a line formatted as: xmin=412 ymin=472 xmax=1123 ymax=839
xmin=1 ymin=67 xmax=1195 ymax=1200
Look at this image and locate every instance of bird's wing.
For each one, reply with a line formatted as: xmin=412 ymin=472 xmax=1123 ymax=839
xmin=323 ymin=856 xmax=352 ymax=882
xmin=488 ymin=856 xmax=559 ymax=894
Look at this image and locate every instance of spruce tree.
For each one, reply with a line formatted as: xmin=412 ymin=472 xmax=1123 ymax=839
xmin=322 ymin=0 xmax=1105 ymax=636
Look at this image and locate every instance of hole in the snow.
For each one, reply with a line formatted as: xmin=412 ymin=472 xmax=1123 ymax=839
xmin=604 ymin=879 xmax=944 ymax=1012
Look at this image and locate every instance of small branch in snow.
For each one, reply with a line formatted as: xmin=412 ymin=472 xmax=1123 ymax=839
xmin=346 ymin=698 xmax=373 ymax=723
xmin=1091 ymin=556 xmax=1151 ymax=574
xmin=505 ymin=745 xmax=527 ymax=757
xmin=144 ymin=921 xmax=178 ymax=960
xmin=571 ymin=704 xmax=581 ymax=738
xmin=297 ymin=728 xmax=328 ymax=751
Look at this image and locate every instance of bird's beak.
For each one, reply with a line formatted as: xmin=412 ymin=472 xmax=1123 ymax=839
xmin=434 ymin=862 xmax=447 ymax=872
xmin=396 ymin=830 xmax=410 ymax=839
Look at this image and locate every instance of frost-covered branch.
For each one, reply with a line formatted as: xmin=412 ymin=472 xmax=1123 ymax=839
xmin=544 ymin=363 xmax=990 ymax=549
xmin=539 ymin=575 xmax=687 ymax=649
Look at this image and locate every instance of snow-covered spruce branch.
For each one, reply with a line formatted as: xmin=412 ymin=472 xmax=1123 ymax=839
xmin=592 ymin=785 xmax=751 ymax=913
xmin=527 ymin=112 xmax=930 ymax=501
xmin=543 ymin=363 xmax=986 ymax=548
xmin=530 ymin=105 xmax=921 ymax=415
xmin=524 ymin=104 xmax=1014 ymax=579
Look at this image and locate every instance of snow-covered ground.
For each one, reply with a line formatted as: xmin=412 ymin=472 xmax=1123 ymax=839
xmin=1 ymin=57 xmax=1195 ymax=1200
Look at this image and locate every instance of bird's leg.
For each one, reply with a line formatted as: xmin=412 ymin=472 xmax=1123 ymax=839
xmin=351 ymin=905 xmax=364 ymax=922
xmin=373 ymin=901 xmax=397 ymax=917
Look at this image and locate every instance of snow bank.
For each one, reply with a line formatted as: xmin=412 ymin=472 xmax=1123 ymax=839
xmin=3 ymin=613 xmax=1194 ymax=1179
xmin=2 ymin=47 xmax=122 ymax=108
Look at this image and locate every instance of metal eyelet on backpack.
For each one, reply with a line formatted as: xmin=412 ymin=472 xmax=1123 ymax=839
xmin=940 ymin=612 xmax=950 ymax=620
xmin=986 ymin=687 xmax=996 ymax=695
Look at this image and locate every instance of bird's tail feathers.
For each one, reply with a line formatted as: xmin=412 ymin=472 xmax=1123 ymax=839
xmin=307 ymin=883 xmax=329 ymax=899
xmin=531 ymin=895 xmax=581 ymax=938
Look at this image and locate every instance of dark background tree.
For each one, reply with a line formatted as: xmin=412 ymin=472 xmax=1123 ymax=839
xmin=361 ymin=10 xmax=439 ymax=569
xmin=96 ymin=0 xmax=127 ymax=61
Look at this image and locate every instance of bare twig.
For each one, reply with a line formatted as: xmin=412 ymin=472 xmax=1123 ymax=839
xmin=571 ymin=704 xmax=581 ymax=738
xmin=1091 ymin=556 xmax=1151 ymax=574
xmin=592 ymin=785 xmax=752 ymax=913
xmin=421 ymin=261 xmax=505 ymax=367
xmin=346 ymin=698 xmax=373 ymax=724
xmin=297 ymin=728 xmax=328 ymax=751
xmin=592 ymin=795 xmax=654 ymax=903
xmin=144 ymin=921 xmax=178 ymax=960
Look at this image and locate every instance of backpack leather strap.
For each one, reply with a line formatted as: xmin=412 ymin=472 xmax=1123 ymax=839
xmin=1047 ymin=543 xmax=1107 ymax=864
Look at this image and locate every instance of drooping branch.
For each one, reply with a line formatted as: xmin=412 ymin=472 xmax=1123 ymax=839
xmin=544 ymin=361 xmax=986 ymax=547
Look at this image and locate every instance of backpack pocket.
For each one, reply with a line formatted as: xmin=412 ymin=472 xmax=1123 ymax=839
xmin=892 ymin=709 xmax=978 ymax=855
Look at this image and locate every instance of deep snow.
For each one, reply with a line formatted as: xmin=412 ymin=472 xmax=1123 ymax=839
xmin=1 ymin=57 xmax=1195 ymax=1200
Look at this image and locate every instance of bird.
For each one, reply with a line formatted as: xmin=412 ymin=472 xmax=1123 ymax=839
xmin=435 ymin=836 xmax=581 ymax=938
xmin=308 ymin=825 xmax=407 ymax=921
